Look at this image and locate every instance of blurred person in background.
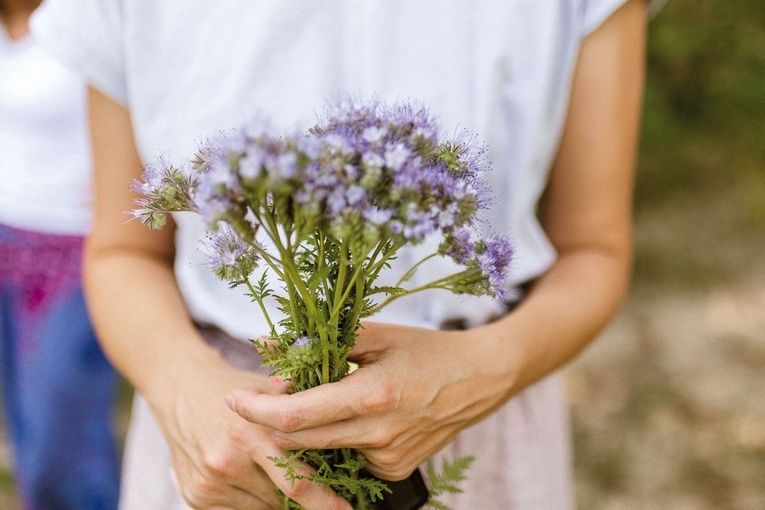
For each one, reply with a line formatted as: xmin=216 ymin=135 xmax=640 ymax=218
xmin=30 ymin=0 xmax=653 ymax=508
xmin=0 ymin=1 xmax=120 ymax=508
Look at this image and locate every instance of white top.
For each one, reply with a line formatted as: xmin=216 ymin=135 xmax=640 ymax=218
xmin=0 ymin=28 xmax=92 ymax=235
xmin=31 ymin=0 xmax=637 ymax=340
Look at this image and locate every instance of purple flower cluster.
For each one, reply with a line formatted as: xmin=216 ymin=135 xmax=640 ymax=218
xmin=133 ymin=97 xmax=513 ymax=298
xmin=474 ymin=234 xmax=514 ymax=298
xmin=440 ymin=228 xmax=474 ymax=265
xmin=438 ymin=228 xmax=513 ymax=298
xmin=131 ymin=156 xmax=197 ymax=229
xmin=184 ymin=98 xmax=495 ymax=246
xmin=199 ymin=224 xmax=262 ymax=281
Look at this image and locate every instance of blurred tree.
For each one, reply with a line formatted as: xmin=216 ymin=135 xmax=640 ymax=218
xmin=639 ymin=0 xmax=765 ymax=207
xmin=633 ymin=0 xmax=765 ymax=287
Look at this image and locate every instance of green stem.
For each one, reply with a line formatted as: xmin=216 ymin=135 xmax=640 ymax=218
xmin=254 ymin=209 xmax=309 ymax=336
xmin=366 ymin=240 xmax=404 ymax=282
xmin=354 ymin=267 xmax=365 ymax=317
xmin=320 ymin=328 xmax=330 ymax=384
xmin=317 ymin=233 xmax=334 ymax=313
xmin=328 ymin=262 xmax=365 ymax=326
xmin=332 ymin=245 xmax=349 ymax=323
xmin=244 ymin=279 xmax=277 ymax=337
xmin=366 ymin=272 xmax=462 ymax=316
xmin=261 ymin=207 xmax=320 ymax=321
xmin=396 ymin=252 xmax=438 ymax=287
xmin=262 ymin=210 xmax=337 ymax=385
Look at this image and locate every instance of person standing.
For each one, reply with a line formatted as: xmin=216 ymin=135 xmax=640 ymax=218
xmin=0 ymin=1 xmax=120 ymax=508
xmin=31 ymin=0 xmax=652 ymax=508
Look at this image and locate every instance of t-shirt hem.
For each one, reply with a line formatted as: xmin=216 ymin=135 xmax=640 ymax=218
xmin=583 ymin=0 xmax=668 ymax=38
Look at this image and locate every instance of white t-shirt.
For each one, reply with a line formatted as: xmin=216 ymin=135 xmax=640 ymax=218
xmin=31 ymin=0 xmax=636 ymax=340
xmin=0 ymin=28 xmax=92 ymax=235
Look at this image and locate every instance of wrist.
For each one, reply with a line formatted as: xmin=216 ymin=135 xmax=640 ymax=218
xmin=464 ymin=314 xmax=529 ymax=399
xmin=140 ymin=327 xmax=227 ymax=407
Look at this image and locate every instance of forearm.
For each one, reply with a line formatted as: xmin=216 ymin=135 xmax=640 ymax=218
xmin=85 ymin=86 xmax=225 ymax=403
xmin=471 ymin=0 xmax=644 ymax=401
xmin=83 ymin=243 xmax=224 ymax=400
xmin=477 ymin=243 xmax=631 ymax=396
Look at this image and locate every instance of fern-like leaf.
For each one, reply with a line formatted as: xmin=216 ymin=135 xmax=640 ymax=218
xmin=424 ymin=455 xmax=475 ymax=509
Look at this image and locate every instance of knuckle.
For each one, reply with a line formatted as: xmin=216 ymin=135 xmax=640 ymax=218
xmin=201 ymin=449 xmax=237 ymax=479
xmin=365 ymin=429 xmax=394 ymax=449
xmin=369 ymin=460 xmax=411 ymax=482
xmin=360 ymin=381 xmax=398 ymax=414
xmin=385 ymin=466 xmax=412 ymax=482
xmin=281 ymin=477 xmax=312 ymax=500
xmin=226 ymin=418 xmax=251 ymax=445
xmin=274 ymin=408 xmax=304 ymax=433
xmin=369 ymin=448 xmax=405 ymax=473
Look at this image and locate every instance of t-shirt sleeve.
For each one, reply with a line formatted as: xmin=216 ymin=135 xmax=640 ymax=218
xmin=582 ymin=0 xmax=667 ymax=37
xmin=30 ymin=0 xmax=126 ymax=104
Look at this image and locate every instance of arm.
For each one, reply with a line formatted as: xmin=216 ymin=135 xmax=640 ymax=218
xmin=505 ymin=0 xmax=644 ymax=389
xmin=86 ymin=87 xmax=351 ymax=510
xmin=227 ymin=0 xmax=645 ymax=481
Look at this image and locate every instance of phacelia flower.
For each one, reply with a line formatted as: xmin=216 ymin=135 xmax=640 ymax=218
xmin=200 ymin=224 xmax=262 ymax=282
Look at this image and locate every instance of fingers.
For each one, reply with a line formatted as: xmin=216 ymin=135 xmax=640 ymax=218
xmin=173 ymin=460 xmax=281 ymax=509
xmin=171 ymin=435 xmax=283 ymax=509
xmin=173 ymin=424 xmax=351 ymax=510
xmin=178 ymin=481 xmax=277 ymax=510
xmin=226 ymin=378 xmax=366 ymax=432
xmin=256 ymin=443 xmax=353 ymax=510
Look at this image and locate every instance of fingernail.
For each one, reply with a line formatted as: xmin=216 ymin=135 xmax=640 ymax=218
xmin=272 ymin=376 xmax=283 ymax=384
xmin=225 ymin=394 xmax=236 ymax=411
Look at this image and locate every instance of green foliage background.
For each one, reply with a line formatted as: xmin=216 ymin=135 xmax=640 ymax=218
xmin=634 ymin=0 xmax=765 ymax=288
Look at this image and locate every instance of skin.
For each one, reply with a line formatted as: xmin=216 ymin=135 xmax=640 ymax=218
xmin=0 ymin=0 xmax=41 ymax=40
xmin=85 ymin=0 xmax=645 ymax=508
xmin=87 ymin=89 xmax=352 ymax=509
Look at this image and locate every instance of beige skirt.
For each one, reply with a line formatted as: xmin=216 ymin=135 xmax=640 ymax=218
xmin=118 ymin=327 xmax=573 ymax=510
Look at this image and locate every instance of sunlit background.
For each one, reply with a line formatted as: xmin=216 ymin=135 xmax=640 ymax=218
xmin=1 ymin=1 xmax=763 ymax=508
xmin=566 ymin=0 xmax=765 ymax=508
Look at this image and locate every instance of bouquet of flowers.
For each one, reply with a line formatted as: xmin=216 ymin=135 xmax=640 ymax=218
xmin=133 ymin=97 xmax=512 ymax=509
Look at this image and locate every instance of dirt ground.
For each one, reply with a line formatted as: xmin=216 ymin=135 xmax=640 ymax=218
xmin=567 ymin=198 xmax=765 ymax=509
xmin=567 ymin=274 xmax=765 ymax=509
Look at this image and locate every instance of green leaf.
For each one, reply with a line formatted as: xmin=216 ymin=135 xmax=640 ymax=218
xmin=424 ymin=455 xmax=475 ymax=510
xmin=366 ymin=285 xmax=407 ymax=296
xmin=307 ymin=265 xmax=333 ymax=291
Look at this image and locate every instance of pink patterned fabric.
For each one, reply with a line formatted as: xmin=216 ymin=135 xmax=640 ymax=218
xmin=0 ymin=224 xmax=84 ymax=352
xmin=0 ymin=224 xmax=83 ymax=297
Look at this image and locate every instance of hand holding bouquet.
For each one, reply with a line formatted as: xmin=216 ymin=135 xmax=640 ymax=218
xmin=133 ymin=98 xmax=512 ymax=509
